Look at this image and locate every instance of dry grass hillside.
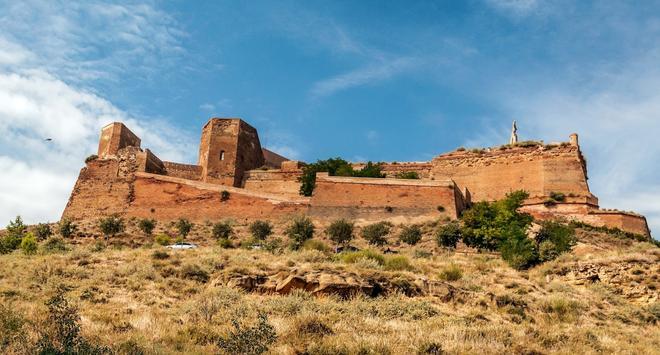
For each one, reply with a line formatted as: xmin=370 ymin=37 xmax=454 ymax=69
xmin=0 ymin=218 xmax=658 ymax=354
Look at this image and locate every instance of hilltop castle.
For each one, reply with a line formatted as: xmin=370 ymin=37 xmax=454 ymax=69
xmin=62 ymin=118 xmax=651 ymax=237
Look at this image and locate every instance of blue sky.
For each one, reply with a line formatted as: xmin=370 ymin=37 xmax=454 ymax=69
xmin=0 ymin=0 xmax=658 ymax=237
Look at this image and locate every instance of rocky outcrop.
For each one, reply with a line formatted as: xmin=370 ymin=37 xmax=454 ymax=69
xmin=214 ymin=270 xmax=467 ymax=300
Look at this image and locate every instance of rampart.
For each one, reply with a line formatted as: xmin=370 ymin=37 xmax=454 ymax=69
xmin=62 ymin=119 xmax=651 ymax=238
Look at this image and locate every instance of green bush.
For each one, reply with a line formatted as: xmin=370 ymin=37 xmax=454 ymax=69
xmin=138 ymin=219 xmax=156 ymax=236
xmin=217 ymin=313 xmax=277 ymax=355
xmin=249 ymin=220 xmax=273 ymax=241
xmin=152 ymin=250 xmax=169 ymax=260
xmin=285 ymin=216 xmax=315 ymax=250
xmin=360 ymin=222 xmax=391 ymax=246
xmin=535 ymin=221 xmax=576 ymax=262
xmin=180 ymin=264 xmax=209 ymax=283
xmin=435 ymin=222 xmax=461 ymax=249
xmin=399 ymin=225 xmax=422 ymax=246
xmin=301 ymin=239 xmax=330 ymax=252
xmin=218 ymin=237 xmax=233 ymax=249
xmin=499 ymin=232 xmax=539 ymax=270
xmin=6 ymin=216 xmax=26 ymax=238
xmin=84 ymin=154 xmax=98 ymax=163
xmin=221 ymin=190 xmax=230 ymax=201
xmin=384 ymin=256 xmax=414 ymax=271
xmin=461 ymin=190 xmax=532 ymax=251
xmin=438 ymin=264 xmax=463 ymax=281
xmin=98 ymin=215 xmax=125 ymax=240
xmin=326 ymin=219 xmax=354 ymax=246
xmin=155 ymin=234 xmax=172 ymax=246
xmin=0 ymin=303 xmax=27 ymax=351
xmin=34 ymin=223 xmax=53 ymax=241
xmin=212 ymin=221 xmax=234 ymax=240
xmin=20 ymin=233 xmax=38 ymax=255
xmin=549 ymin=191 xmax=566 ymax=202
xmin=395 ymin=171 xmax=420 ymax=179
xmin=337 ymin=250 xmax=385 ymax=265
xmin=175 ymin=218 xmax=193 ymax=238
xmin=298 ymin=158 xmax=384 ymax=196
xmin=42 ymin=237 xmax=67 ymax=252
xmin=58 ymin=218 xmax=77 ymax=238
xmin=1 ymin=216 xmax=26 ymax=253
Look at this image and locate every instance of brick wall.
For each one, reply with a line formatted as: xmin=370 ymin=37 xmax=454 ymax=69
xmin=163 ymin=161 xmax=202 ymax=180
xmin=242 ymin=169 xmax=302 ymax=197
xmin=97 ymin=122 xmax=141 ymax=158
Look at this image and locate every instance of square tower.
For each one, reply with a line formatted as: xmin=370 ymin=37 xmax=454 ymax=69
xmin=97 ymin=122 xmax=141 ymax=158
xmin=197 ymin=118 xmax=265 ymax=186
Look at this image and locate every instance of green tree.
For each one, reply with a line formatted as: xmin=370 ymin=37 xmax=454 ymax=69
xmin=535 ymin=221 xmax=576 ymax=262
xmin=326 ymin=219 xmax=354 ymax=246
xmin=34 ymin=223 xmax=53 ymax=241
xmin=20 ymin=233 xmax=38 ymax=255
xmin=58 ymin=219 xmax=78 ymax=238
xmin=436 ymin=222 xmax=461 ymax=249
xmin=6 ymin=216 xmax=26 ymax=238
xmin=212 ymin=221 xmax=233 ymax=240
xmin=285 ymin=216 xmax=315 ymax=249
xmin=299 ymin=158 xmax=385 ymax=196
xmin=399 ymin=225 xmax=422 ymax=246
xmin=98 ymin=215 xmax=125 ymax=241
xmin=395 ymin=171 xmax=420 ymax=179
xmin=138 ymin=219 xmax=156 ymax=236
xmin=176 ymin=218 xmax=193 ymax=238
xmin=249 ymin=220 xmax=273 ymax=241
xmin=361 ymin=222 xmax=390 ymax=246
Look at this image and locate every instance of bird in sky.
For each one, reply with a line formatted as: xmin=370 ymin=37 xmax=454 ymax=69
xmin=44 ymin=138 xmax=52 ymax=141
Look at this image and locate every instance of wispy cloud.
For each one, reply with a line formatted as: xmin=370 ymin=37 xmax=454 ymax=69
xmin=310 ymin=57 xmax=418 ymax=99
xmin=485 ymin=0 xmax=540 ymax=16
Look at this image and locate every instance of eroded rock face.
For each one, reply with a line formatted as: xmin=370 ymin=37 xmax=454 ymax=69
xmin=218 ymin=270 xmax=463 ymax=299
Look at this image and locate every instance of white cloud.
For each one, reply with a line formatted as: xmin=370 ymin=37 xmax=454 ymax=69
xmin=485 ymin=0 xmax=540 ymax=16
xmin=310 ymin=57 xmax=418 ymax=98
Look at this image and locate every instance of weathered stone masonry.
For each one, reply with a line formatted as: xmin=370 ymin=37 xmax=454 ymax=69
xmin=62 ymin=118 xmax=651 ymax=238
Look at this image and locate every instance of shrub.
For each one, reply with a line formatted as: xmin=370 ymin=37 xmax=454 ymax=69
xmin=37 ymin=287 xmax=109 ymax=354
xmin=176 ymin=218 xmax=193 ymax=238
xmin=499 ymin=232 xmax=538 ymax=270
xmin=549 ymin=191 xmax=566 ymax=202
xmin=20 ymin=233 xmax=38 ymax=255
xmin=337 ymin=250 xmax=385 ymax=265
xmin=417 ymin=341 xmax=443 ymax=355
xmin=249 ymin=220 xmax=273 ymax=241
xmin=395 ymin=171 xmax=420 ymax=179
xmin=218 ymin=238 xmax=233 ymax=249
xmin=535 ymin=221 xmax=576 ymax=262
xmin=435 ymin=222 xmax=461 ymax=249
xmin=84 ymin=154 xmax=98 ymax=163
xmin=180 ymin=264 xmax=210 ymax=283
xmin=436 ymin=205 xmax=445 ymax=212
xmin=152 ymin=250 xmax=170 ymax=260
xmin=439 ymin=264 xmax=463 ymax=281
xmin=326 ymin=219 xmax=354 ymax=246
xmin=360 ymin=222 xmax=390 ymax=246
xmin=384 ymin=256 xmax=414 ymax=271
xmin=221 ymin=190 xmax=230 ymax=201
xmin=1 ymin=216 xmax=26 ymax=253
xmin=6 ymin=216 xmax=27 ymax=237
xmin=0 ymin=304 xmax=27 ymax=351
xmin=286 ymin=216 xmax=315 ymax=250
xmin=302 ymin=239 xmax=330 ymax=252
xmin=43 ymin=237 xmax=67 ymax=252
xmin=155 ymin=234 xmax=172 ymax=246
xmin=99 ymin=215 xmax=125 ymax=240
xmin=217 ymin=313 xmax=277 ymax=355
xmin=138 ymin=219 xmax=156 ymax=236
xmin=58 ymin=218 xmax=78 ymax=238
xmin=399 ymin=225 xmax=422 ymax=246
xmin=212 ymin=221 xmax=234 ymax=240
xmin=540 ymin=296 xmax=584 ymax=321
xmin=34 ymin=223 xmax=53 ymax=241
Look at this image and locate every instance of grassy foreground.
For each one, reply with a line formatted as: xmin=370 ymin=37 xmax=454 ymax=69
xmin=0 ymin=226 xmax=658 ymax=354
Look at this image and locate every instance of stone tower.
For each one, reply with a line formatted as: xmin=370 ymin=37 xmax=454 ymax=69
xmin=197 ymin=118 xmax=265 ymax=187
xmin=97 ymin=122 xmax=141 ymax=158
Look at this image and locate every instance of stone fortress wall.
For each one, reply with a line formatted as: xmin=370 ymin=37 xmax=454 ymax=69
xmin=62 ymin=118 xmax=651 ymax=238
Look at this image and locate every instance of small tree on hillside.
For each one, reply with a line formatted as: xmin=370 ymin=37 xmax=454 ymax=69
xmin=399 ymin=225 xmax=422 ymax=246
xmin=435 ymin=222 xmax=461 ymax=249
xmin=6 ymin=216 xmax=26 ymax=238
xmin=58 ymin=219 xmax=78 ymax=238
xmin=326 ymin=219 xmax=354 ymax=246
xmin=21 ymin=233 xmax=38 ymax=255
xmin=99 ymin=215 xmax=125 ymax=241
xmin=285 ymin=216 xmax=315 ymax=250
xmin=176 ymin=218 xmax=193 ymax=239
xmin=212 ymin=221 xmax=233 ymax=240
xmin=34 ymin=223 xmax=53 ymax=241
xmin=250 ymin=220 xmax=273 ymax=241
xmin=138 ymin=219 xmax=156 ymax=236
xmin=361 ymin=222 xmax=391 ymax=246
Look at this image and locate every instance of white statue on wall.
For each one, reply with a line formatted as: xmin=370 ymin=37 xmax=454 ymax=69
xmin=509 ymin=120 xmax=518 ymax=145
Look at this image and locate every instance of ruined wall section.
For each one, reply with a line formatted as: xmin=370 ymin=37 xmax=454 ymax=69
xmin=97 ymin=122 xmax=141 ymax=158
xmin=62 ymin=147 xmax=141 ymax=220
xmin=431 ymin=145 xmax=591 ymax=202
xmin=309 ymin=173 xmax=464 ymax=221
xmin=163 ymin=161 xmax=202 ymax=181
xmin=262 ymin=148 xmax=288 ymax=169
xmin=198 ymin=118 xmax=265 ymax=187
